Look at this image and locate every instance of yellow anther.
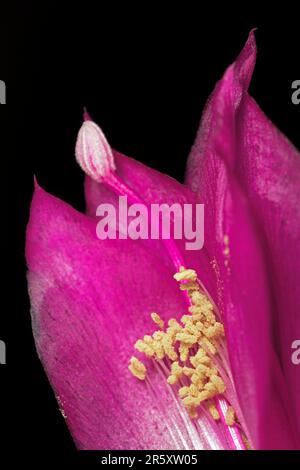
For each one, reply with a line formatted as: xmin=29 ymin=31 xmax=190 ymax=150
xmin=190 ymin=291 xmax=213 ymax=308
xmin=167 ymin=375 xmax=178 ymax=385
xmin=181 ymin=315 xmax=193 ymax=324
xmin=179 ymin=343 xmax=189 ymax=362
xmin=208 ymin=402 xmax=220 ymax=421
xmin=179 ymin=386 xmax=190 ymax=398
xmin=143 ymin=335 xmax=154 ymax=345
xmin=128 ymin=356 xmax=147 ymax=380
xmin=210 ymin=375 xmax=226 ymax=394
xmin=197 ymin=355 xmax=212 ymax=366
xmin=199 ymin=390 xmax=211 ymax=401
xmin=190 ymin=291 xmax=204 ymax=305
xmin=182 ymin=366 xmax=195 ymax=377
xmin=182 ymin=395 xmax=201 ymax=407
xmin=204 ymin=382 xmax=218 ymax=398
xmin=170 ymin=361 xmax=182 ymax=374
xmin=201 ymin=337 xmax=217 ymax=355
xmin=188 ymin=305 xmax=202 ymax=315
xmin=183 ymin=390 xmax=210 ymax=408
xmin=151 ymin=312 xmax=164 ymax=329
xmin=189 ymin=306 xmax=216 ymax=324
xmin=176 ymin=332 xmax=198 ymax=345
xmin=168 ymin=318 xmax=182 ymax=329
xmin=152 ymin=331 xmax=164 ymax=341
xmin=191 ymin=373 xmax=204 ymax=388
xmin=179 ymin=384 xmax=199 ymax=399
xmin=203 ymin=366 xmax=218 ymax=378
xmin=162 ymin=334 xmax=177 ymax=361
xmin=215 ymin=322 xmax=225 ymax=336
xmin=194 ymin=347 xmax=207 ymax=358
xmin=147 ymin=331 xmax=165 ymax=359
xmin=194 ymin=321 xmax=205 ymax=333
xmin=179 ymin=282 xmax=199 ymax=292
xmin=205 ymin=322 xmax=225 ymax=339
xmin=184 ymin=322 xmax=203 ymax=337
xmin=134 ymin=339 xmax=155 ymax=357
xmin=153 ymin=341 xmax=165 ymax=360
xmin=181 ymin=314 xmax=202 ymax=324
xmin=225 ymin=406 xmax=236 ymax=426
xmin=167 ymin=362 xmax=183 ymax=384
xmin=166 ymin=319 xmax=182 ymax=341
xmin=189 ymin=384 xmax=200 ymax=396
xmin=194 ymin=363 xmax=210 ymax=375
xmin=190 ymin=349 xmax=211 ymax=368
xmin=174 ymin=268 xmax=197 ymax=282
xmin=204 ymin=313 xmax=217 ymax=325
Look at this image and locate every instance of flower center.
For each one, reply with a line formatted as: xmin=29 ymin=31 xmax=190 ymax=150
xmin=129 ymin=267 xmax=249 ymax=449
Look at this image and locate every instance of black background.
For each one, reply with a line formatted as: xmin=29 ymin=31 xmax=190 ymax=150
xmin=2 ymin=3 xmax=300 ymax=464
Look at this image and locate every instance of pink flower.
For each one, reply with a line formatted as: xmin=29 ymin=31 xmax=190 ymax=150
xmin=26 ymin=32 xmax=300 ymax=450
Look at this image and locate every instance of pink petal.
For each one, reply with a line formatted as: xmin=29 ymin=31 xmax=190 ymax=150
xmin=26 ymin=182 xmax=224 ymax=449
xmin=237 ymin=81 xmax=300 ymax=446
xmin=185 ymin=31 xmax=299 ymax=449
xmin=85 ymin=150 xmax=215 ymax=297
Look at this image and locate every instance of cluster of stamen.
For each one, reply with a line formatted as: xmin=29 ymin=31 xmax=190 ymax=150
xmin=129 ymin=267 xmax=232 ymax=422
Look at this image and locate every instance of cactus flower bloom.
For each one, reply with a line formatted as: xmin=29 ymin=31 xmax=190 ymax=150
xmin=26 ymin=32 xmax=300 ymax=450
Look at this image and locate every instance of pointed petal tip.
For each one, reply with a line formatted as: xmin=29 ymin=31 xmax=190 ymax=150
xmin=249 ymin=27 xmax=258 ymax=39
xmin=32 ymin=176 xmax=46 ymax=195
xmin=75 ymin=120 xmax=116 ymax=182
xmin=32 ymin=176 xmax=49 ymax=197
xmin=83 ymin=107 xmax=92 ymax=122
xmin=233 ymin=29 xmax=257 ymax=91
xmin=33 ymin=174 xmax=39 ymax=187
xmin=245 ymin=28 xmax=257 ymax=55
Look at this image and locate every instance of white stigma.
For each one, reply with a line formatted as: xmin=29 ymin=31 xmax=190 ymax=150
xmin=75 ymin=121 xmax=116 ymax=181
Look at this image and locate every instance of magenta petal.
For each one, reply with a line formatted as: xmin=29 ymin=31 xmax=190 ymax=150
xmin=26 ymin=183 xmax=224 ymax=450
xmin=85 ymin=150 xmax=199 ymax=214
xmin=237 ymin=89 xmax=300 ymax=445
xmin=85 ymin=150 xmax=216 ymax=297
xmin=185 ymin=32 xmax=299 ymax=449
